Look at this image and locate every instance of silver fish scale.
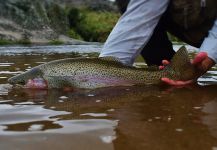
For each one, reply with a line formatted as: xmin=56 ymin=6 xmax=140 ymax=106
xmin=37 ymin=58 xmax=166 ymax=88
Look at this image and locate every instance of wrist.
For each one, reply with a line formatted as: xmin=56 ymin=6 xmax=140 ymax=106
xmin=195 ymin=57 xmax=215 ymax=76
xmin=203 ymin=57 xmax=216 ymax=70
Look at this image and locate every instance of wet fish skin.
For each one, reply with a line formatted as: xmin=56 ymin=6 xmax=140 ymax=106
xmin=8 ymin=46 xmax=195 ymax=89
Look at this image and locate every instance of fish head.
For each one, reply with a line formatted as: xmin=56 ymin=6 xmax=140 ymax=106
xmin=8 ymin=75 xmax=26 ymax=85
xmin=8 ymin=67 xmax=43 ymax=85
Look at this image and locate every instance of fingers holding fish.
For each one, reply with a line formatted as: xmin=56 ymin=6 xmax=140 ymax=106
xmin=161 ymin=77 xmax=194 ymax=86
xmin=159 ymin=60 xmax=170 ymax=70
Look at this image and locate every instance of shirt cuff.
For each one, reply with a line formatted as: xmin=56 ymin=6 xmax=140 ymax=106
xmin=199 ymin=37 xmax=217 ymax=63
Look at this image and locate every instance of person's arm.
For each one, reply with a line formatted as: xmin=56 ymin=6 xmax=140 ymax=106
xmin=162 ymin=19 xmax=217 ymax=86
xmin=99 ymin=0 xmax=170 ymax=65
xmin=200 ymin=19 xmax=217 ymax=62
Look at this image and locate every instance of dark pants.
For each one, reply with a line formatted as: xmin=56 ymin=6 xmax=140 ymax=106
xmin=140 ymin=18 xmax=176 ymax=66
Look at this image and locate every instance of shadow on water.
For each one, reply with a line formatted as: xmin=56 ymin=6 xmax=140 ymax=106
xmin=0 ymin=45 xmax=217 ymax=150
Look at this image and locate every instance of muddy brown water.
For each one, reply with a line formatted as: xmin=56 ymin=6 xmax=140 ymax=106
xmin=0 ymin=45 xmax=217 ymax=150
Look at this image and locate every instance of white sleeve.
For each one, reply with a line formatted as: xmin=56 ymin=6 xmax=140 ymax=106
xmin=200 ymin=19 xmax=217 ymax=63
xmin=99 ymin=0 xmax=170 ymax=65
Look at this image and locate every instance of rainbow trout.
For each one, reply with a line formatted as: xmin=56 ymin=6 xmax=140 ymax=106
xmin=8 ymin=46 xmax=195 ymax=89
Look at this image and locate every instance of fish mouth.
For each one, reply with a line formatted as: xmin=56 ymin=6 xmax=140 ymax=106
xmin=8 ymin=77 xmax=48 ymax=89
xmin=7 ymin=78 xmax=26 ymax=89
xmin=8 ymin=77 xmax=26 ymax=85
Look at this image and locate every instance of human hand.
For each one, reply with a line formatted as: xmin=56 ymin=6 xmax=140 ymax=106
xmin=161 ymin=52 xmax=216 ymax=86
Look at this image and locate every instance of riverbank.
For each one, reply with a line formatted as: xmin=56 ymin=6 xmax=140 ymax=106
xmin=0 ymin=0 xmax=119 ymax=46
xmin=0 ymin=0 xmax=182 ymax=46
xmin=0 ymin=35 xmax=102 ymax=46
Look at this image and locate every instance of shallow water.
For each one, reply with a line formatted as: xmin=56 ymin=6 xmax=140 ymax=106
xmin=0 ymin=44 xmax=217 ymax=150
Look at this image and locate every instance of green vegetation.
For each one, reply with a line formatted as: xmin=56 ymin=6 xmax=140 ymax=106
xmin=76 ymin=10 xmax=119 ymax=42
xmin=0 ymin=32 xmax=31 ymax=45
xmin=48 ymin=39 xmax=64 ymax=45
xmin=68 ymin=29 xmax=83 ymax=40
xmin=0 ymin=39 xmax=13 ymax=45
xmin=0 ymin=39 xmax=31 ymax=45
xmin=66 ymin=8 xmax=120 ymax=42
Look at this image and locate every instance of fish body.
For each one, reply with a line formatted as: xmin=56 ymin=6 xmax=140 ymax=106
xmin=8 ymin=46 xmax=195 ymax=89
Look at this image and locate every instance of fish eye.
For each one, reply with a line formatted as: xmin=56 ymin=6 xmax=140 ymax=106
xmin=18 ymin=80 xmax=26 ymax=85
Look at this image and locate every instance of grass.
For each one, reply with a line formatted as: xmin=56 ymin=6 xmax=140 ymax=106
xmin=67 ymin=8 xmax=120 ymax=42
xmin=48 ymin=39 xmax=64 ymax=45
xmin=78 ymin=10 xmax=120 ymax=42
xmin=0 ymin=39 xmax=13 ymax=45
xmin=0 ymin=39 xmax=65 ymax=46
xmin=68 ymin=29 xmax=83 ymax=40
xmin=0 ymin=39 xmax=31 ymax=45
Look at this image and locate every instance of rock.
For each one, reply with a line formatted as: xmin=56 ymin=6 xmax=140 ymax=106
xmin=0 ymin=0 xmax=69 ymax=43
xmin=0 ymin=0 xmax=117 ymax=44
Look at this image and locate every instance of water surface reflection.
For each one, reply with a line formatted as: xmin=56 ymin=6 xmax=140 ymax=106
xmin=0 ymin=45 xmax=217 ymax=150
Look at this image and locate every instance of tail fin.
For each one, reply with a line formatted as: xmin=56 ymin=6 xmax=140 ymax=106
xmin=166 ymin=46 xmax=196 ymax=80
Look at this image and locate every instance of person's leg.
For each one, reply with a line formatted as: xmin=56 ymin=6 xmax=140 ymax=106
xmin=116 ymin=0 xmax=130 ymax=14
xmin=140 ymin=18 xmax=175 ymax=66
xmin=99 ymin=0 xmax=170 ymax=65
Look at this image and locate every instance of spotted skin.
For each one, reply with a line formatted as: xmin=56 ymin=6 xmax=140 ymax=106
xmin=8 ymin=46 xmax=195 ymax=89
xmin=39 ymin=58 xmax=165 ymax=88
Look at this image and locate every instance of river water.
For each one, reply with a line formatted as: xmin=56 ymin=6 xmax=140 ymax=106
xmin=0 ymin=44 xmax=217 ymax=150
